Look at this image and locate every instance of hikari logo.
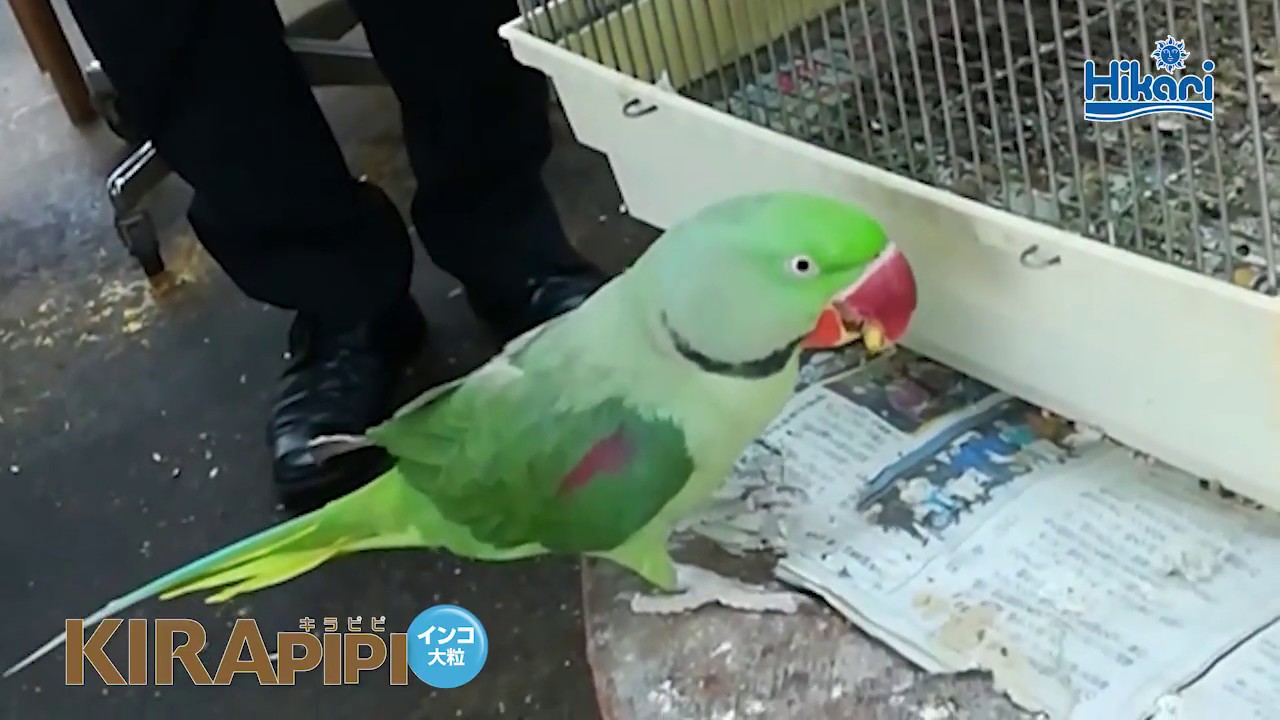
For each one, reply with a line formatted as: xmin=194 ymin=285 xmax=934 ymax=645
xmin=1082 ymin=32 xmax=1214 ymax=122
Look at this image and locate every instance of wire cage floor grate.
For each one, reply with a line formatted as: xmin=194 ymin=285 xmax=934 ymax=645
xmin=519 ymin=0 xmax=1280 ymax=295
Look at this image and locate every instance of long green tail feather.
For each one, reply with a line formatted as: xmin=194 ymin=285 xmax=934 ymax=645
xmin=4 ymin=468 xmax=421 ymax=678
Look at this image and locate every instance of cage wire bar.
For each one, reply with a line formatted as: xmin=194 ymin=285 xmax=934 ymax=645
xmin=517 ymin=0 xmax=1280 ymax=295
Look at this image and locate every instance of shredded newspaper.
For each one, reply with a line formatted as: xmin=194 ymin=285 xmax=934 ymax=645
xmin=683 ymin=347 xmax=1280 ymax=720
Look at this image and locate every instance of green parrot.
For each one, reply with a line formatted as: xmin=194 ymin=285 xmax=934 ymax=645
xmin=5 ymin=191 xmax=917 ymax=677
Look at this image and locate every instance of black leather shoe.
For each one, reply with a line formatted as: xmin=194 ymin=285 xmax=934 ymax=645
xmin=469 ymin=268 xmax=609 ymax=342
xmin=268 ymin=296 xmax=427 ymax=506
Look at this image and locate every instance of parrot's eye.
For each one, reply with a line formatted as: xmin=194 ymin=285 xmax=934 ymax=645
xmin=788 ymin=255 xmax=818 ymax=277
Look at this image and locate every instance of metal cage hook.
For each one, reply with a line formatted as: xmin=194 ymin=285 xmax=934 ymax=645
xmin=622 ymin=97 xmax=658 ymax=118
xmin=1019 ymin=244 xmax=1062 ymax=269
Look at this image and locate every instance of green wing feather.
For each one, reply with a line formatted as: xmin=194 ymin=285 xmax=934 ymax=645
xmin=367 ymin=358 xmax=695 ymax=554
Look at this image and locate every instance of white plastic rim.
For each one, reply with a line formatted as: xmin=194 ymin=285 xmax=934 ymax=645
xmin=501 ymin=8 xmax=1280 ymax=509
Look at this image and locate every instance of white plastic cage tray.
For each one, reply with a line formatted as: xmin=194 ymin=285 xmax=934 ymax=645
xmin=499 ymin=0 xmax=1280 ymax=507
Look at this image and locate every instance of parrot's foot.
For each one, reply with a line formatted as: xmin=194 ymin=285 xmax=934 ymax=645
xmin=629 ymin=563 xmax=804 ymax=615
xmin=595 ymin=535 xmax=679 ymax=591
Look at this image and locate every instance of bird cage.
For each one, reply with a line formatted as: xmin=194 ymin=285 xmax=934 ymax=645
xmin=501 ymin=0 xmax=1280 ymax=505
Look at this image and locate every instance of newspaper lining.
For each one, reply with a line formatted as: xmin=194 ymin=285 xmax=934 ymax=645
xmin=1163 ymin=618 xmax=1280 ymax=719
xmin=685 ymin=348 xmax=1280 ymax=719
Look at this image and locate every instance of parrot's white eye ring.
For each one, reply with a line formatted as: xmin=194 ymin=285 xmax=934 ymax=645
xmin=789 ymin=255 xmax=819 ymax=277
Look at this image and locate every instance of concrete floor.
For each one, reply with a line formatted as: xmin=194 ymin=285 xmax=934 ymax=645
xmin=0 ymin=7 xmax=655 ymax=718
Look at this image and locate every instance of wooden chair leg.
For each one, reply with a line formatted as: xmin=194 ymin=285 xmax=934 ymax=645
xmin=10 ymin=0 xmax=46 ymax=71
xmin=7 ymin=0 xmax=97 ymax=126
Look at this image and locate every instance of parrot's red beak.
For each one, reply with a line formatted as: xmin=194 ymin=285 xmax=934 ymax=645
xmin=803 ymin=244 xmax=918 ymax=352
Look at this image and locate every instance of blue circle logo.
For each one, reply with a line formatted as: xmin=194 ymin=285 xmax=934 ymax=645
xmin=406 ymin=604 xmax=488 ymax=688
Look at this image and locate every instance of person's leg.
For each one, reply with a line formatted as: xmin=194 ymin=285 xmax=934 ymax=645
xmin=347 ymin=0 xmax=609 ymax=340
xmin=67 ymin=0 xmax=425 ymax=503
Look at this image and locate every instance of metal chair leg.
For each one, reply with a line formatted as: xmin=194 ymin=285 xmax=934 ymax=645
xmin=114 ymin=211 xmax=165 ymax=280
xmin=285 ymin=0 xmax=358 ymax=40
xmin=85 ymin=60 xmax=136 ymax=142
xmin=287 ymin=38 xmax=383 ymax=87
xmin=107 ymin=142 xmax=171 ymax=283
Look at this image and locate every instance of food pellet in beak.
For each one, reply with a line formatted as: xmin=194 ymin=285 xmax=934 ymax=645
xmin=863 ymin=323 xmax=886 ymax=354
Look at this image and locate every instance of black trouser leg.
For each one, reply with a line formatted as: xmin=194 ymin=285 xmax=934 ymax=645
xmin=65 ymin=0 xmax=413 ymax=328
xmin=346 ymin=0 xmax=595 ymax=302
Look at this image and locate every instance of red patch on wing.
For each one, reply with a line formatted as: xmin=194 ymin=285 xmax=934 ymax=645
xmin=556 ymin=430 xmax=636 ymax=496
